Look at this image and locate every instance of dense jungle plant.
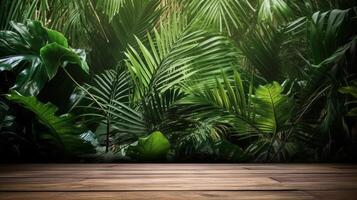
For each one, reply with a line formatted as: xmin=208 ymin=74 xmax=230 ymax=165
xmin=0 ymin=0 xmax=356 ymax=162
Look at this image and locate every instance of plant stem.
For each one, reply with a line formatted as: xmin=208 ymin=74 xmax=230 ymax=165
xmin=63 ymin=68 xmax=106 ymax=112
xmin=106 ymin=116 xmax=110 ymax=153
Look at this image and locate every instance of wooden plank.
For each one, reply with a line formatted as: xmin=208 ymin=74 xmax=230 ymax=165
xmin=307 ymin=191 xmax=357 ymax=200
xmin=0 ymin=164 xmax=357 ymax=199
xmin=1 ymin=169 xmax=357 ymax=177
xmin=0 ymin=177 xmax=288 ymax=191
xmin=281 ymin=181 xmax=357 ymax=190
xmin=273 ymin=176 xmax=357 ymax=182
xmin=0 ymin=191 xmax=315 ymax=200
xmin=242 ymin=164 xmax=357 ymax=169
xmin=1 ymin=163 xmax=356 ymax=171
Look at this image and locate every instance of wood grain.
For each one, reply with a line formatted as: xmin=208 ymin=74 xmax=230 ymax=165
xmin=0 ymin=164 xmax=356 ymax=199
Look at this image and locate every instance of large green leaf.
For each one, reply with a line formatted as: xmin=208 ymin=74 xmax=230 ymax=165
xmin=6 ymin=91 xmax=94 ymax=154
xmin=0 ymin=20 xmax=89 ymax=95
xmin=252 ymin=82 xmax=294 ymax=134
xmin=46 ymin=28 xmax=69 ymax=48
xmin=127 ymin=131 xmax=170 ymax=161
xmin=307 ymin=8 xmax=355 ymax=64
xmin=243 ymin=82 xmax=295 ymax=160
xmin=40 ymin=43 xmax=89 ymax=79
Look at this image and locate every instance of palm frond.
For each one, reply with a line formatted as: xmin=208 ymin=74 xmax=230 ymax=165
xmin=239 ymin=24 xmax=284 ymax=82
xmin=180 ymin=0 xmax=255 ymax=35
xmin=125 ymin=15 xmax=239 ymax=100
xmin=258 ymin=0 xmax=293 ymax=23
xmin=88 ymin=0 xmax=163 ymax=71
xmin=0 ymin=0 xmax=49 ymax=29
xmin=72 ymin=69 xmax=146 ymax=152
xmin=96 ymin=0 xmax=127 ymax=21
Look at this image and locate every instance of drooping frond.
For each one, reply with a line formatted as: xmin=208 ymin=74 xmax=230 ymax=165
xmin=125 ymin=15 xmax=239 ymax=100
xmin=180 ymin=0 xmax=255 ymax=35
xmin=96 ymin=0 xmax=127 ymax=21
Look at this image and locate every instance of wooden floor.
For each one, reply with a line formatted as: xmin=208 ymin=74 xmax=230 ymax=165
xmin=0 ymin=164 xmax=356 ymax=199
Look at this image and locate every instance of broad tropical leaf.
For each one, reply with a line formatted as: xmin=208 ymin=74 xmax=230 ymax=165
xmin=252 ymin=82 xmax=294 ymax=134
xmin=6 ymin=91 xmax=94 ymax=154
xmin=0 ymin=20 xmax=89 ymax=96
xmin=307 ymin=8 xmax=356 ymax=64
xmin=127 ymin=131 xmax=170 ymax=161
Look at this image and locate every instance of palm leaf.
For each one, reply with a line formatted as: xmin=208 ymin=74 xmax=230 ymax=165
xmin=258 ymin=0 xmax=292 ymax=23
xmin=0 ymin=0 xmax=49 ymax=29
xmin=96 ymin=0 xmax=127 ymax=21
xmin=125 ymin=15 xmax=239 ymax=100
xmin=180 ymin=0 xmax=254 ymax=35
xmin=73 ymin=69 xmax=146 ymax=151
xmin=88 ymin=0 xmax=163 ymax=71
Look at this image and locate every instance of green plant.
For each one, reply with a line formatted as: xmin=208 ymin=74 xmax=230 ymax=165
xmin=71 ymin=69 xmax=146 ymax=153
xmin=181 ymin=71 xmax=298 ymax=161
xmin=73 ymin=15 xmax=240 ymax=157
xmin=0 ymin=0 xmax=356 ymax=162
xmin=0 ymin=20 xmax=88 ymax=96
xmin=127 ymin=131 xmax=170 ymax=161
xmin=181 ymin=0 xmax=255 ymax=35
xmin=339 ymin=80 xmax=357 ymax=116
xmin=6 ymin=91 xmax=95 ymax=156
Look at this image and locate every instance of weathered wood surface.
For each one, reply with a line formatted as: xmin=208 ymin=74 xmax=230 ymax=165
xmin=0 ymin=164 xmax=356 ymax=199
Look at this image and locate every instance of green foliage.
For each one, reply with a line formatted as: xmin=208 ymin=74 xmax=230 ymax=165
xmin=0 ymin=0 xmax=356 ymax=162
xmin=180 ymin=0 xmax=254 ymax=35
xmin=0 ymin=20 xmax=88 ymax=96
xmin=258 ymin=0 xmax=292 ymax=23
xmin=252 ymin=82 xmax=294 ymax=134
xmin=72 ymin=69 xmax=146 ymax=152
xmin=0 ymin=0 xmax=49 ymax=29
xmin=6 ymin=91 xmax=94 ymax=155
xmin=182 ymin=72 xmax=296 ymax=160
xmin=127 ymin=131 xmax=170 ymax=161
xmin=125 ymin=15 xmax=238 ymax=98
xmin=297 ymin=9 xmax=356 ymax=153
xmin=90 ymin=0 xmax=163 ymax=69
xmin=339 ymin=81 xmax=357 ymax=116
xmin=96 ymin=0 xmax=126 ymax=21
xmin=307 ymin=8 xmax=356 ymax=64
xmin=246 ymin=82 xmax=295 ymax=160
